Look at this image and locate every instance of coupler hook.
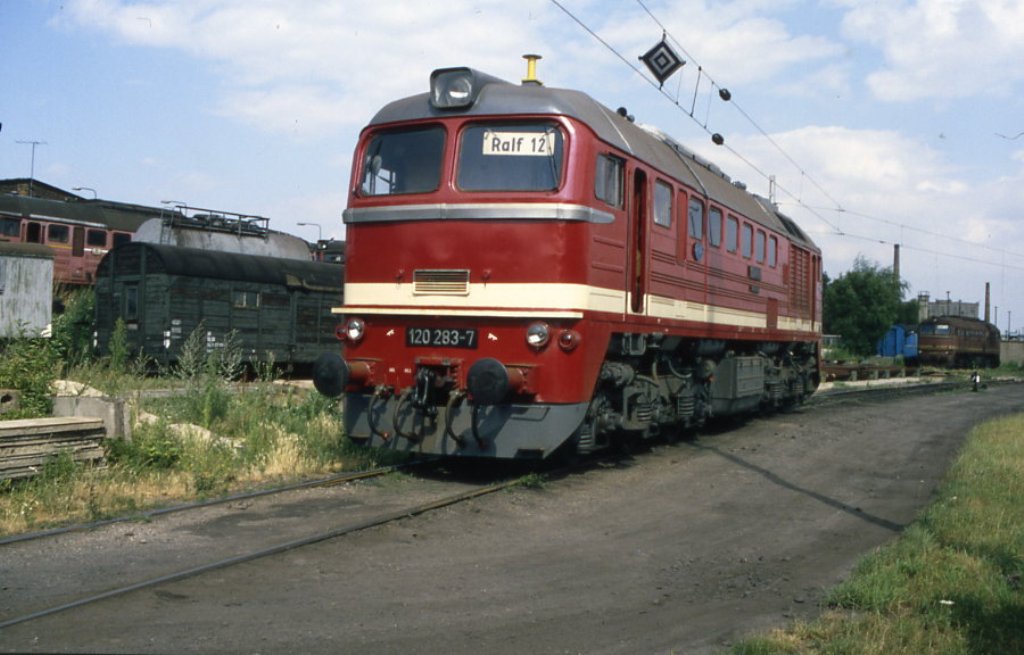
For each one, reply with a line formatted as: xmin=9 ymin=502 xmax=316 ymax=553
xmin=367 ymin=385 xmax=393 ymax=441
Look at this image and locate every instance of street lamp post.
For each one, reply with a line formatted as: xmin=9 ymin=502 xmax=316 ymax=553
xmin=72 ymin=186 xmax=97 ymax=199
xmin=297 ymin=222 xmax=323 ymax=242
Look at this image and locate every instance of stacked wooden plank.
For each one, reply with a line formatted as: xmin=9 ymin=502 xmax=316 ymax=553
xmin=0 ymin=417 xmax=106 ymax=481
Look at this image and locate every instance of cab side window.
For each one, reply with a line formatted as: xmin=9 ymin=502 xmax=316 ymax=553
xmin=654 ymin=180 xmax=672 ymax=227
xmin=595 ymin=154 xmax=624 ymax=208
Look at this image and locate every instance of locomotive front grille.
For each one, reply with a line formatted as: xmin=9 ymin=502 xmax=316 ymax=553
xmin=413 ymin=269 xmax=470 ymax=295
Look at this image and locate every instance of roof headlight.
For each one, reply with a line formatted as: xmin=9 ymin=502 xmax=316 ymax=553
xmin=431 ymin=68 xmax=476 ymax=109
xmin=429 ymin=67 xmax=507 ymax=110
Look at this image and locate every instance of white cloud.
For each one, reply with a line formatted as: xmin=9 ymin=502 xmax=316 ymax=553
xmin=60 ymin=0 xmax=555 ymax=134
xmin=835 ymin=0 xmax=1024 ymax=101
xmin=58 ymin=0 xmax=850 ymax=135
xmin=687 ymin=123 xmax=1024 ymax=298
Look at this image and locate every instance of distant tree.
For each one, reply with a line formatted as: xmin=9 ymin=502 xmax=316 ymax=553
xmin=897 ymin=298 xmax=920 ymax=325
xmin=823 ymin=256 xmax=909 ymax=356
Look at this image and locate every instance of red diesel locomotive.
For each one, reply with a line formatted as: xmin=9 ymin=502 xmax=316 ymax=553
xmin=313 ymin=64 xmax=822 ymax=459
xmin=916 ymin=316 xmax=1000 ymax=368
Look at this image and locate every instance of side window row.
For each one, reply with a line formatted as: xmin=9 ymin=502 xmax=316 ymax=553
xmin=592 ymin=155 xmax=779 ymax=267
xmin=21 ymin=221 xmax=130 ymax=249
xmin=672 ymin=186 xmax=778 ymax=268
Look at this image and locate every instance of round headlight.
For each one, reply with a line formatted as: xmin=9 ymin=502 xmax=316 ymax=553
xmin=526 ymin=322 xmax=550 ymax=349
xmin=345 ymin=317 xmax=366 ymax=342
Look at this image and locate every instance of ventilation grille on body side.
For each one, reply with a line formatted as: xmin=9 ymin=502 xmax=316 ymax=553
xmin=413 ymin=269 xmax=470 ymax=295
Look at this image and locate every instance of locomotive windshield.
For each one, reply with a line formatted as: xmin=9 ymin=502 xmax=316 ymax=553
xmin=359 ymin=126 xmax=445 ymax=196
xmin=920 ymin=323 xmax=951 ymax=335
xmin=457 ymin=122 xmax=564 ymax=191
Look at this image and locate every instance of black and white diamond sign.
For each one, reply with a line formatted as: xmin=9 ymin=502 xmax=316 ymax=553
xmin=640 ymin=38 xmax=684 ymax=87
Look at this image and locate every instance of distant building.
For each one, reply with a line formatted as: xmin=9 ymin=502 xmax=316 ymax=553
xmin=916 ymin=292 xmax=979 ymax=321
xmin=0 ymin=178 xmax=83 ymax=202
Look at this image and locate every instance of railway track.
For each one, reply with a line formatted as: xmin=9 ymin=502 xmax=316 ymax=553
xmin=1 ymin=377 xmax=996 ymax=632
xmin=0 ymin=464 xmax=530 ymax=630
xmin=0 ymin=463 xmax=409 ymax=547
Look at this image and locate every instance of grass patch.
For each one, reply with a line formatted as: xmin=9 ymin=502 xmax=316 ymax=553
xmin=516 ymin=472 xmax=547 ymax=489
xmin=0 ymin=383 xmax=366 ymax=535
xmin=728 ymin=413 xmax=1024 ymax=654
xmin=0 ymin=322 xmax=403 ymax=536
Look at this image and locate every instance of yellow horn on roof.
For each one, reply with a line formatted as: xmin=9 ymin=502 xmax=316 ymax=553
xmin=522 ymin=54 xmax=543 ymax=86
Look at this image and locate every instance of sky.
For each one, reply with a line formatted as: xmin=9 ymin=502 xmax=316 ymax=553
xmin=2 ymin=0 xmax=1024 ymax=333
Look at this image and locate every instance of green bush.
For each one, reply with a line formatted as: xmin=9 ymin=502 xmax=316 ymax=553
xmin=183 ymin=438 xmax=237 ymax=496
xmin=105 ymin=421 xmax=183 ymax=471
xmin=49 ymin=287 xmax=96 ymax=368
xmin=0 ymin=337 xmax=61 ymax=418
xmin=108 ymin=318 xmax=129 ymax=373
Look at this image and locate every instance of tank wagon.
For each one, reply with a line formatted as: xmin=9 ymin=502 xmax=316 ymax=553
xmin=95 ymin=242 xmax=343 ymax=369
xmin=917 ymin=316 xmax=1000 ymax=368
xmin=133 ymin=205 xmax=312 ymax=261
xmin=313 ymin=63 xmax=822 ymax=459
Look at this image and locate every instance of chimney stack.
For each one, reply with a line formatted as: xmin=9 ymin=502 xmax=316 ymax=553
xmin=985 ymin=282 xmax=991 ymax=323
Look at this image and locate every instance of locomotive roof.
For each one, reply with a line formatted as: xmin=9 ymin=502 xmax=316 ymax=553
xmin=0 ymin=194 xmax=160 ymax=232
xmin=369 ymin=70 xmax=817 ymax=251
xmin=922 ymin=315 xmax=996 ymax=328
xmin=0 ymin=241 xmax=55 ymax=259
xmin=99 ymin=242 xmax=343 ymax=291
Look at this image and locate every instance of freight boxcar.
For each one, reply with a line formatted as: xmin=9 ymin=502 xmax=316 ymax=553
xmin=94 ymin=242 xmax=343 ymax=368
xmin=876 ymin=324 xmax=918 ymax=362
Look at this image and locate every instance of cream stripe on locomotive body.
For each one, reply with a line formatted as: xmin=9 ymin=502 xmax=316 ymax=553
xmin=313 ymin=63 xmax=822 ymax=460
xmin=339 ymin=281 xmax=820 ymax=334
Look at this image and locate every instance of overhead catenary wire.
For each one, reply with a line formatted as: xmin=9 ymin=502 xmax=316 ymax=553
xmin=792 ymin=203 xmax=1024 ymax=263
xmin=633 ymin=0 xmax=846 ymax=212
xmin=548 ymin=0 xmax=1023 ymax=279
xmin=548 ymin=0 xmax=847 ymax=233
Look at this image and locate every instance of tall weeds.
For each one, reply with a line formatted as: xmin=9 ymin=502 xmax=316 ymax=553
xmin=1 ymin=321 xmax=357 ymax=535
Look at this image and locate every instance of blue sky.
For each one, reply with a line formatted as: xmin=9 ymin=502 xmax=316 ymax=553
xmin=3 ymin=0 xmax=1024 ymax=331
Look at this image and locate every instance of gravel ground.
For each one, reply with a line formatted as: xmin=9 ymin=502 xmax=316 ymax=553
xmin=1 ymin=382 xmax=1020 ymax=654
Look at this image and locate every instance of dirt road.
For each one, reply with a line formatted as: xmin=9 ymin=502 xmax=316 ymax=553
xmin=2 ymin=383 xmax=1021 ymax=654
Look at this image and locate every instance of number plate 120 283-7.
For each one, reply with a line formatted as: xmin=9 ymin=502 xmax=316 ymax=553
xmin=406 ymin=327 xmax=478 ymax=349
